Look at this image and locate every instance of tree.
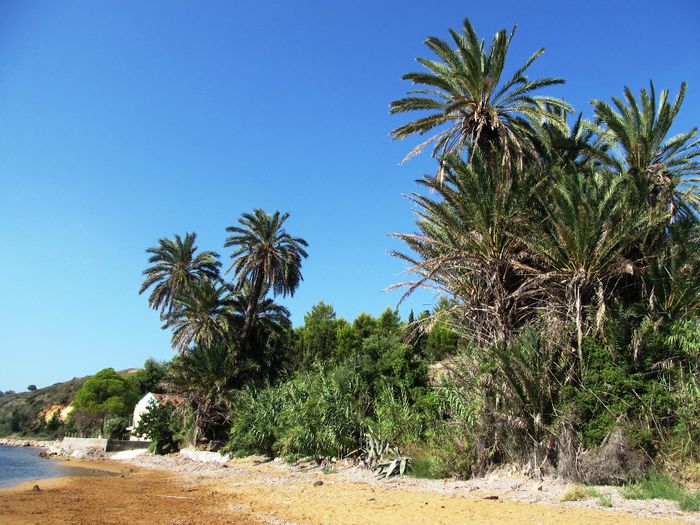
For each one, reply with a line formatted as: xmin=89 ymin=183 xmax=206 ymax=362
xmin=139 ymin=233 xmax=221 ymax=318
xmin=295 ymin=301 xmax=340 ymax=366
xmin=70 ymin=368 xmax=139 ymax=435
xmin=228 ymin=282 xmax=292 ymax=377
xmin=134 ymin=402 xmax=179 ymax=454
xmin=390 ymin=19 xmax=571 ymax=177
xmin=166 ymin=342 xmax=240 ymax=442
xmin=592 ymin=82 xmax=700 ymax=221
xmin=133 ymin=358 xmax=170 ymax=394
xmin=524 ymin=168 xmax=652 ymax=362
xmin=225 ymin=209 xmax=308 ymax=350
xmin=392 ymin=152 xmax=536 ymax=346
xmin=163 ymin=278 xmax=232 ymax=352
xmin=27 ymin=385 xmax=37 ymax=392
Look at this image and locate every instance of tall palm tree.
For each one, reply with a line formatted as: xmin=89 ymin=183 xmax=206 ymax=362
xmin=390 ymin=19 xmax=572 ymax=177
xmin=225 ymin=209 xmax=308 ymax=349
xmin=163 ymin=278 xmax=232 ymax=352
xmin=592 ymin=81 xmax=700 ymax=221
xmin=229 ymin=282 xmax=291 ymax=335
xmin=391 ymin=152 xmax=537 ymax=346
xmin=228 ymin=282 xmax=292 ymax=378
xmin=139 ymin=233 xmax=221 ymax=318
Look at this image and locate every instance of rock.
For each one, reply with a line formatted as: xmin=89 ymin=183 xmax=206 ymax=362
xmin=536 ymin=485 xmax=543 ymax=491
xmin=313 ymin=480 xmax=324 ymax=487
xmin=483 ymin=495 xmax=499 ymax=500
xmin=179 ymin=448 xmax=229 ymax=465
xmin=32 ymin=485 xmax=40 ymax=492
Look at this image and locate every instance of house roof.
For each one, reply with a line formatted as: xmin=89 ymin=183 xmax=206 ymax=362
xmin=151 ymin=393 xmax=186 ymax=406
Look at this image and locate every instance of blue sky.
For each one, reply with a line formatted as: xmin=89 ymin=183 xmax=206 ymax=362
xmin=1 ymin=1 xmax=698 ymax=391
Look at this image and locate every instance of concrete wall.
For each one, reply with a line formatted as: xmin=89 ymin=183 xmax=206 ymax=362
xmin=61 ymin=437 xmax=108 ymax=451
xmin=106 ymin=439 xmax=151 ymax=452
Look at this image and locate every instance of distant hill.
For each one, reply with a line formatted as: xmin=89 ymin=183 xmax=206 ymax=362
xmin=0 ymin=369 xmax=140 ymax=437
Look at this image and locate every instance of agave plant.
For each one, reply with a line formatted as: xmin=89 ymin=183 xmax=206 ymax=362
xmin=373 ymin=454 xmax=411 ymax=478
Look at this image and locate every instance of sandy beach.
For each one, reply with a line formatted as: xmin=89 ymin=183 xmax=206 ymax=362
xmin=1 ymin=452 xmax=698 ymax=525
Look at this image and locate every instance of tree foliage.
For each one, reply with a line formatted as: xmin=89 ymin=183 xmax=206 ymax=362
xmin=69 ymin=368 xmax=139 ymax=435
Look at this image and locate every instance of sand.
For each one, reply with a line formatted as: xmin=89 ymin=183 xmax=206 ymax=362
xmin=0 ymin=455 xmax=696 ymax=525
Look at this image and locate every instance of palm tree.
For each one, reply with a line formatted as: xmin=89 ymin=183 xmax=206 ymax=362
xmin=225 ymin=209 xmax=308 ymax=349
xmin=592 ymin=81 xmax=700 ymax=221
xmin=534 ymin=112 xmax=610 ymax=173
xmin=523 ymin=168 xmax=652 ymax=362
xmin=229 ymin=282 xmax=291 ymax=336
xmin=390 ymin=19 xmax=572 ymax=177
xmin=166 ymin=341 xmax=240 ymax=442
xmin=228 ymin=281 xmax=292 ymax=373
xmin=163 ymin=278 xmax=232 ymax=352
xmin=139 ymin=233 xmax=221 ymax=318
xmin=391 ymin=152 xmax=537 ymax=346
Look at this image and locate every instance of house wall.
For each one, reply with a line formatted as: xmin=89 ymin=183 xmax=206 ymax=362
xmin=132 ymin=393 xmax=158 ymax=428
xmin=130 ymin=393 xmax=159 ymax=440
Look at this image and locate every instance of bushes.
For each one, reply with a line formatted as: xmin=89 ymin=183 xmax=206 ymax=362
xmin=135 ymin=402 xmax=181 ymax=454
xmin=226 ymin=363 xmax=368 ymax=459
xmin=621 ymin=472 xmax=700 ymax=512
xmin=226 ymin=325 xmax=434 ymax=460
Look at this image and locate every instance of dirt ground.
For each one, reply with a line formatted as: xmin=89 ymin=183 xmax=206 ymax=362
xmin=0 ymin=457 xmax=695 ymax=525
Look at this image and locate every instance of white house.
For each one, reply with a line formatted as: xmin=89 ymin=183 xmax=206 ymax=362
xmin=128 ymin=392 xmax=185 ymax=440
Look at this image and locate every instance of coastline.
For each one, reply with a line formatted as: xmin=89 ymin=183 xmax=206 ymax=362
xmin=0 ymin=438 xmax=53 ymax=449
xmin=1 ymin=450 xmax=697 ymax=525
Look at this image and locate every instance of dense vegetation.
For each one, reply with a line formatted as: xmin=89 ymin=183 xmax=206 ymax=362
xmin=4 ymin=19 xmax=698 ymax=487
xmin=127 ymin=19 xmax=700 ymax=483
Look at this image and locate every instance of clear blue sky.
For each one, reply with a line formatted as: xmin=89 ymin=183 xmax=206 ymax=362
xmin=1 ymin=1 xmax=698 ymax=391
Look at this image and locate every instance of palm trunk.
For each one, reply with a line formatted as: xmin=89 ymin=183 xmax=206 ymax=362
xmin=575 ymin=283 xmax=583 ymax=366
xmin=241 ymin=273 xmax=265 ymax=354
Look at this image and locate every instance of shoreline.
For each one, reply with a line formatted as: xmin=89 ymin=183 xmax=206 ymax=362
xmin=0 ymin=438 xmax=53 ymax=449
xmin=2 ymin=451 xmax=698 ymax=524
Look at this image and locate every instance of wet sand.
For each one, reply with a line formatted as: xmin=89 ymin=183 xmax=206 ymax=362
xmin=0 ymin=460 xmax=259 ymax=525
xmin=0 ymin=458 xmax=694 ymax=525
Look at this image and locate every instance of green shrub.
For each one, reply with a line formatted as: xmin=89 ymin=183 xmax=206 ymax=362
xmin=678 ymin=492 xmax=700 ymax=512
xmin=621 ymin=471 xmax=700 ymax=512
xmin=103 ymin=416 xmax=130 ymax=439
xmin=560 ymin=485 xmax=589 ymax=502
xmin=409 ymin=455 xmax=448 ymax=479
xmin=135 ymin=403 xmax=180 ymax=454
xmin=225 ymin=385 xmax=283 ymax=455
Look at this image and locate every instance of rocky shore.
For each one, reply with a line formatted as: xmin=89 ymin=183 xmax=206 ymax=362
xmin=0 ymin=437 xmax=107 ymax=460
xmin=0 ymin=438 xmax=52 ymax=448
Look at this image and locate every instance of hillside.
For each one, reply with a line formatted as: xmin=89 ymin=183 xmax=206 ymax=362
xmin=0 ymin=369 xmax=141 ymax=437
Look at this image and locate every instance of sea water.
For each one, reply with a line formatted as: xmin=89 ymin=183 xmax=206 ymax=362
xmin=0 ymin=445 xmax=90 ymax=488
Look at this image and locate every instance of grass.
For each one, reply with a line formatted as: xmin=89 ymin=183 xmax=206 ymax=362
xmin=402 ymin=445 xmax=449 ymax=480
xmin=409 ymin=456 xmax=448 ymax=479
xmin=560 ymin=485 xmax=613 ymax=507
xmin=560 ymin=485 xmax=588 ymax=502
xmin=620 ymin=472 xmax=700 ymax=512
